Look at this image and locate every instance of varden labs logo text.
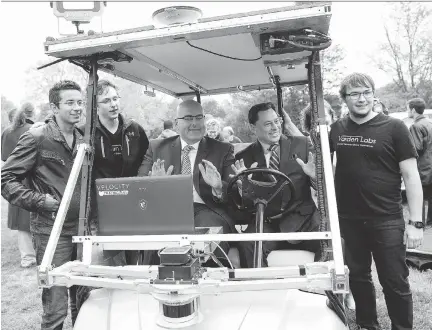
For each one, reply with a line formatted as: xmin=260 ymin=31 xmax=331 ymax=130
xmin=337 ymin=135 xmax=377 ymax=148
xmin=339 ymin=135 xmax=376 ymax=144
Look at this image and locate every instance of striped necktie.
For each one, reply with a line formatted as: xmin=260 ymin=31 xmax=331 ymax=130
xmin=181 ymin=145 xmax=194 ymax=174
xmin=269 ymin=144 xmax=280 ymax=171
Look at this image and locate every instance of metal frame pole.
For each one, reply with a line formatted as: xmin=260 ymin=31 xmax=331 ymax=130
xmin=78 ymin=56 xmax=99 ymax=238
xmin=195 ymin=90 xmax=201 ymax=104
xmin=253 ymin=203 xmax=266 ymax=268
xmin=274 ymin=75 xmax=285 ymax=133
xmin=308 ymin=51 xmax=345 ymax=277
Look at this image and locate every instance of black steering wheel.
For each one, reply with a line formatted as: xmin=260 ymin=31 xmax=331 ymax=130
xmin=227 ymin=167 xmax=296 ymax=219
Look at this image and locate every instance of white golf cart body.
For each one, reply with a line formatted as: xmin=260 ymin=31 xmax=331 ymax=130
xmin=40 ymin=3 xmax=349 ymax=329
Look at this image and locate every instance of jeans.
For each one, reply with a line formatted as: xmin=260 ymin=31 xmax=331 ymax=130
xmin=18 ymin=230 xmax=36 ymax=265
xmin=423 ymin=184 xmax=432 ymax=224
xmin=339 ymin=218 xmax=413 ymax=330
xmin=33 ymin=234 xmax=78 ymax=330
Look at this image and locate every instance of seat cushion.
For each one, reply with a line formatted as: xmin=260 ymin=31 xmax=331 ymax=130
xmin=267 ymin=250 xmax=315 ymax=267
xmin=227 ymin=248 xmax=315 ymax=268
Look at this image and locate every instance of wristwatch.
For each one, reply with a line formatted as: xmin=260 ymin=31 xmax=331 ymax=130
xmin=408 ymin=220 xmax=425 ymax=229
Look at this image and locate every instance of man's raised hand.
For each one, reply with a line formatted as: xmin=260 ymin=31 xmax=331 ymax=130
xmin=296 ymin=152 xmax=316 ymax=180
xmin=230 ymin=159 xmax=258 ymax=195
xmin=198 ymin=160 xmax=223 ymax=190
xmin=149 ymin=159 xmax=173 ymax=176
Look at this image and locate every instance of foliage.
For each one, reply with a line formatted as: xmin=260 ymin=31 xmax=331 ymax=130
xmin=24 ymin=60 xmax=88 ymax=106
xmin=373 ymin=3 xmax=432 ymax=96
xmin=321 ymin=43 xmax=347 ymax=95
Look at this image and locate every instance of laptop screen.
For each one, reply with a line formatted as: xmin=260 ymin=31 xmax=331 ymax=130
xmin=95 ymin=175 xmax=195 ymax=236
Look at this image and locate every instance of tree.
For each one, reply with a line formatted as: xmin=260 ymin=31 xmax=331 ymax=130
xmin=373 ymin=3 xmax=432 ymax=95
xmin=201 ymin=99 xmax=227 ymax=119
xmin=321 ymin=43 xmax=347 ymax=95
xmin=23 ymin=60 xmax=88 ymax=106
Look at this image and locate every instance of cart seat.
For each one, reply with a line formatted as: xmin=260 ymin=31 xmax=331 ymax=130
xmin=228 ymin=246 xmax=314 ymax=268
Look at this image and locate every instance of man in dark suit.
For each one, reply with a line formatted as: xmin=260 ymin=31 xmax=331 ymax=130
xmin=233 ymin=102 xmax=321 ymax=268
xmin=138 ymin=99 xmax=236 ymax=265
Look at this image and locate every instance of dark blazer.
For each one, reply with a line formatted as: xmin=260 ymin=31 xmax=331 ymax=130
xmin=138 ymin=135 xmax=236 ymax=231
xmin=1 ymin=119 xmax=34 ymax=231
xmin=235 ymin=134 xmax=319 ymax=233
xmin=1 ymin=116 xmax=85 ymax=236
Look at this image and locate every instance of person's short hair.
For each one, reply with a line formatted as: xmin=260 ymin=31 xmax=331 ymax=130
xmin=12 ymin=102 xmax=35 ymax=130
xmin=339 ymin=73 xmax=375 ymax=100
xmin=8 ymin=108 xmax=17 ymax=123
xmin=223 ymin=126 xmax=234 ymax=135
xmin=49 ymin=80 xmax=82 ymax=105
xmin=96 ymin=79 xmax=119 ymax=96
xmin=163 ymin=119 xmax=173 ymax=130
xmin=301 ymin=100 xmax=336 ymax=133
xmin=248 ymin=102 xmax=276 ymax=125
xmin=206 ymin=118 xmax=221 ymax=127
xmin=373 ymin=99 xmax=389 ymax=115
xmin=407 ymin=97 xmax=426 ymax=115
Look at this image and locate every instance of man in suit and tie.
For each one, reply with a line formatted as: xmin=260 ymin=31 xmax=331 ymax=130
xmin=138 ymin=99 xmax=236 ymax=266
xmin=233 ymin=102 xmax=321 ymax=268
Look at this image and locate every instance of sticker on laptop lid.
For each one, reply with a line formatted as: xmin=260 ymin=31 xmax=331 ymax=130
xmin=96 ymin=183 xmax=129 ymax=196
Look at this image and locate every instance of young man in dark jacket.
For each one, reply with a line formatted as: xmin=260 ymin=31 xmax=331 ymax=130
xmin=407 ymin=97 xmax=432 ymax=224
xmin=85 ymin=80 xmax=149 ymax=265
xmin=1 ymin=80 xmax=85 ymax=329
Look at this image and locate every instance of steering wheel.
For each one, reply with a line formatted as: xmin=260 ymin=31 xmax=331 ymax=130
xmin=227 ymin=167 xmax=296 ymax=219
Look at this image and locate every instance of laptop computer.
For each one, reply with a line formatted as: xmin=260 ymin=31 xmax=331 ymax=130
xmin=95 ymin=175 xmax=202 ymax=236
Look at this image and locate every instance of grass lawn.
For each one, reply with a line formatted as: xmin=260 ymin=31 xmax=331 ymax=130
xmin=1 ymin=198 xmax=72 ymax=330
xmin=1 ymin=197 xmax=431 ymax=330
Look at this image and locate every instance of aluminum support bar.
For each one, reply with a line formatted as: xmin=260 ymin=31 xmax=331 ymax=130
xmin=39 ymin=143 xmax=88 ymax=275
xmin=319 ymin=125 xmax=345 ymax=276
xmin=48 ymin=273 xmax=333 ymax=294
xmin=50 ymin=262 xmax=159 ymax=279
xmin=73 ymin=231 xmax=332 ymax=244
xmin=226 ymin=262 xmax=331 ymax=280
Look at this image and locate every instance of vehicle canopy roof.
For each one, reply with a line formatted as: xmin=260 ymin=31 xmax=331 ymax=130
xmin=44 ymin=2 xmax=332 ymax=98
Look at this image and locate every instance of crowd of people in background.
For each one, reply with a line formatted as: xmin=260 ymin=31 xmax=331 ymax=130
xmin=1 ymin=72 xmax=431 ymax=330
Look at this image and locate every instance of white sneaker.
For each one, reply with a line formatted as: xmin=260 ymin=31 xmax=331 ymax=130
xmin=21 ymin=259 xmax=37 ymax=268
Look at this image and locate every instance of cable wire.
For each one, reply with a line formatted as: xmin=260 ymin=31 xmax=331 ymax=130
xmin=211 ymin=241 xmax=234 ymax=269
xmin=186 ymin=41 xmax=262 ymax=61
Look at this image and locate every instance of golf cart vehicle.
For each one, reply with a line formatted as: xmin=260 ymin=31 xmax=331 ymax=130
xmin=39 ymin=2 xmax=351 ymax=329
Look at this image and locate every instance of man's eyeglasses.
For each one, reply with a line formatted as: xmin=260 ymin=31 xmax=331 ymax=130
xmin=60 ymin=100 xmax=85 ymax=107
xmin=177 ymin=114 xmax=205 ymax=121
xmin=345 ymin=90 xmax=374 ymax=100
xmin=263 ymin=117 xmax=283 ymax=129
xmin=98 ymin=96 xmax=121 ymax=104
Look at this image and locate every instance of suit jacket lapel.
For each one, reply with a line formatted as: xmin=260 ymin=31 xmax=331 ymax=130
xmin=252 ymin=140 xmax=267 ymax=167
xmin=194 ymin=137 xmax=210 ymax=195
xmin=279 ymin=135 xmax=292 ymax=175
xmin=171 ymin=137 xmax=182 ymax=175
